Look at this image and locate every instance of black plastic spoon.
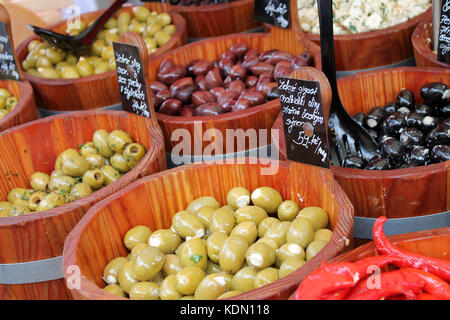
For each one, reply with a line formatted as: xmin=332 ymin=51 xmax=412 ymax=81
xmin=28 ymin=0 xmax=127 ymax=56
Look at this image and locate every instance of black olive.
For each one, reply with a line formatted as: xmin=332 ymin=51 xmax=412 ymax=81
xmin=443 ymin=118 xmax=450 ymax=128
xmin=352 ymin=112 xmax=366 ymax=127
xmin=396 ymin=89 xmax=415 ymax=110
xmin=381 ymin=137 xmax=406 ymax=166
xmin=415 ymin=103 xmax=433 ymax=116
xmin=421 ymin=115 xmax=440 ymax=133
xmin=399 ymin=128 xmax=424 ymax=149
xmin=365 ymin=155 xmax=391 ymax=170
xmin=405 ymin=111 xmax=424 ymax=128
xmin=343 ymin=156 xmax=366 ymax=169
xmin=409 ymin=146 xmax=430 ymax=166
xmin=425 ymin=124 xmax=450 ymax=148
xmin=380 ymin=112 xmax=406 ymax=137
xmin=366 ymin=106 xmax=386 ymax=129
xmin=420 ymin=82 xmax=450 ymax=107
xmin=366 ymin=128 xmax=379 ymax=141
xmin=397 ymin=106 xmax=411 ymax=116
xmin=384 ymin=102 xmax=399 ymax=114
xmin=400 ymin=163 xmax=417 ymax=169
xmin=431 ymin=145 xmax=450 ymax=163
xmin=439 ymin=104 xmax=450 ymax=118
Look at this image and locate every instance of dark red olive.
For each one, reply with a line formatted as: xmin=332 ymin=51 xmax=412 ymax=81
xmin=266 ymin=85 xmax=279 ymax=100
xmin=221 ymin=100 xmax=236 ymax=112
xmin=245 ymin=75 xmax=258 ymax=88
xmin=191 ymin=90 xmax=216 ymax=107
xmin=250 ymin=62 xmax=274 ymax=76
xmin=228 ymin=80 xmax=246 ymax=93
xmin=244 ymin=49 xmax=259 ymax=60
xmin=242 ymin=56 xmax=260 ymax=71
xmin=170 ymin=77 xmax=195 ymax=104
xmin=187 ymin=59 xmax=201 ymax=76
xmin=158 ymin=58 xmax=175 ymax=74
xmin=259 ymin=50 xmax=277 ymax=62
xmin=231 ymin=99 xmax=251 ymax=112
xmin=194 ymin=103 xmax=224 ymax=116
xmin=210 ymin=86 xmax=226 ymax=98
xmin=180 ymin=105 xmax=194 ymax=117
xmin=260 ymin=82 xmax=277 ymax=97
xmin=292 ymin=53 xmax=314 ymax=68
xmin=157 ymin=65 xmax=187 ymax=85
xmin=230 ymin=64 xmax=247 ymax=80
xmin=148 ymin=81 xmax=169 ymax=94
xmin=155 ymin=90 xmax=171 ymax=109
xmin=230 ymin=43 xmax=249 ymax=58
xmin=256 ymin=72 xmax=273 ymax=92
xmin=239 ymin=91 xmax=265 ymax=107
xmin=204 ymin=67 xmax=223 ymax=90
xmin=265 ymin=51 xmax=295 ymax=65
xmin=217 ymin=90 xmax=240 ymax=105
xmin=191 ymin=60 xmax=215 ymax=76
xmin=221 ymin=51 xmax=236 ymax=62
xmin=159 ymin=99 xmax=183 ymax=115
xmin=219 ymin=58 xmax=234 ymax=77
xmin=274 ymin=62 xmax=294 ymax=80
xmin=195 ymin=75 xmax=207 ymax=91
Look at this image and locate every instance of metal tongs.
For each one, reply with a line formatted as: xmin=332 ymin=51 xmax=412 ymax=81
xmin=317 ymin=0 xmax=379 ymax=166
xmin=28 ymin=0 xmax=127 ymax=56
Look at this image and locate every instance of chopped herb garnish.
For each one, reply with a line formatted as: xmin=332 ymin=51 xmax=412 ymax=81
xmin=21 ymin=192 xmax=28 ymax=201
xmin=190 ymin=254 xmax=203 ymax=264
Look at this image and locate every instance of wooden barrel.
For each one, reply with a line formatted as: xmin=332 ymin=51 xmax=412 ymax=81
xmin=62 ymin=158 xmax=354 ymax=300
xmin=15 ymin=6 xmax=187 ymax=112
xmin=0 ymin=110 xmax=166 ymax=300
xmin=272 ymin=67 xmax=450 ymax=239
xmin=412 ymin=16 xmax=450 ymax=68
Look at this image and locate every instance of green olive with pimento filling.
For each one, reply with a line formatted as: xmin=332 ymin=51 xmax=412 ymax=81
xmin=100 ymin=165 xmax=121 ymax=185
xmin=28 ymin=191 xmax=48 ymax=211
xmin=82 ymin=169 xmax=105 ymax=190
xmin=107 ymin=130 xmax=133 ymax=154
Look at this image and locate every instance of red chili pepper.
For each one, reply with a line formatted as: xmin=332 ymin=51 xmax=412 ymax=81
xmin=417 ymin=293 xmax=440 ymax=300
xmin=348 ymin=284 xmax=418 ymax=300
xmin=373 ymin=216 xmax=450 ymax=282
xmin=400 ymin=268 xmax=450 ymax=300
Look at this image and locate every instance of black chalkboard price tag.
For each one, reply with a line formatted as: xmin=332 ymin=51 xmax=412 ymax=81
xmin=438 ymin=0 xmax=450 ymax=64
xmin=0 ymin=21 xmax=20 ymax=81
xmin=255 ymin=0 xmax=290 ymax=29
xmin=112 ymin=42 xmax=151 ymax=118
xmin=278 ymin=77 xmax=330 ymax=168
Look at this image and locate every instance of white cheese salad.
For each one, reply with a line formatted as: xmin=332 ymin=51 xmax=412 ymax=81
xmin=297 ymin=0 xmax=431 ymax=35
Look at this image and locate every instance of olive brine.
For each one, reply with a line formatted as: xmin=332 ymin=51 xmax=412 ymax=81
xmin=342 ymin=82 xmax=450 ymax=170
xmin=0 ymin=129 xmax=146 ymax=217
xmin=102 ymin=186 xmax=333 ymax=300
xmin=0 ymin=88 xmax=19 ymax=120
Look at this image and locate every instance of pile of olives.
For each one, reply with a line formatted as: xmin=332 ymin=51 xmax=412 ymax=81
xmin=340 ymin=82 xmax=450 ymax=170
xmin=0 ymin=88 xmax=19 ymax=120
xmin=22 ymin=6 xmax=176 ymax=79
xmin=0 ymin=129 xmax=146 ymax=217
xmin=102 ymin=186 xmax=333 ymax=300
xmin=166 ymin=0 xmax=235 ymax=5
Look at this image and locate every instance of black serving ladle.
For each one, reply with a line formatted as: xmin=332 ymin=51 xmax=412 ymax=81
xmin=317 ymin=0 xmax=379 ymax=166
xmin=28 ymin=0 xmax=127 ymax=56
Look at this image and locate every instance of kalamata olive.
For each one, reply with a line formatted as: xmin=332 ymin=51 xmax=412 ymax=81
xmin=267 ymin=86 xmax=279 ymax=100
xmin=192 ymin=91 xmax=216 ymax=107
xmin=245 ymin=76 xmax=258 ymax=88
xmin=217 ymin=91 xmax=240 ymax=105
xmin=194 ymin=103 xmax=224 ymax=116
xmin=405 ymin=112 xmax=424 ymax=128
xmin=384 ymin=102 xmax=399 ymax=114
xmin=266 ymin=51 xmax=295 ymax=65
xmin=219 ymin=58 xmax=234 ymax=77
xmin=192 ymin=60 xmax=214 ymax=76
xmin=155 ymin=90 xmax=171 ymax=109
xmin=352 ymin=112 xmax=366 ymax=127
xmin=157 ymin=65 xmax=187 ymax=85
xmin=409 ymin=146 xmax=430 ymax=166
xmin=381 ymin=137 xmax=405 ymax=166
xmin=400 ymin=128 xmax=424 ymax=149
xmin=256 ymin=72 xmax=273 ymax=92
xmin=228 ymin=80 xmax=246 ymax=93
xmin=221 ymin=51 xmax=236 ymax=62
xmin=187 ymin=59 xmax=201 ymax=76
xmin=239 ymin=91 xmax=265 ymax=107
xmin=180 ymin=105 xmax=194 ymax=117
xmin=380 ymin=112 xmax=406 ymax=137
xmin=421 ymin=115 xmax=440 ymax=133
xmin=158 ymin=58 xmax=175 ymax=74
xmin=159 ymin=98 xmax=183 ymax=115
xmin=420 ymin=82 xmax=450 ymax=107
xmin=259 ymin=50 xmax=277 ymax=61
xmin=204 ymin=67 xmax=223 ymax=90
xmin=431 ymin=145 xmax=450 ymax=163
xmin=230 ymin=64 xmax=247 ymax=80
xmin=148 ymin=81 xmax=169 ymax=94
xmin=242 ymin=56 xmax=260 ymax=71
xmin=343 ymin=155 xmax=366 ymax=169
xmin=232 ymin=99 xmax=251 ymax=112
xmin=223 ymin=75 xmax=233 ymax=87
xmin=365 ymin=155 xmax=391 ymax=170
xmin=274 ymin=62 xmax=294 ymax=80
xmin=292 ymin=52 xmax=314 ymax=68
xmin=210 ymin=87 xmax=226 ymax=98
xmin=425 ymin=124 xmax=450 ymax=147
xmin=415 ymin=103 xmax=433 ymax=116
xmin=221 ymin=100 xmax=236 ymax=112
xmin=195 ymin=75 xmax=207 ymax=91
xmin=230 ymin=43 xmax=249 ymax=58
xmin=396 ymin=89 xmax=415 ymax=110
xmin=244 ymin=49 xmax=259 ymax=60
xmin=250 ymin=62 xmax=274 ymax=76
xmin=366 ymin=107 xmax=386 ymax=129
xmin=170 ymin=77 xmax=195 ymax=103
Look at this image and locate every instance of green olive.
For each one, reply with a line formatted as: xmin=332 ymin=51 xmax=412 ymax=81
xmin=91 ymin=39 xmax=105 ymax=57
xmin=0 ymin=96 xmax=5 ymax=109
xmin=148 ymin=229 xmax=181 ymax=254
xmin=219 ymin=235 xmax=248 ymax=274
xmin=286 ymin=217 xmax=315 ymax=249
xmin=129 ymin=281 xmax=160 ymax=300
xmin=110 ymin=153 xmax=130 ymax=173
xmin=76 ymin=58 xmax=94 ymax=77
xmin=60 ymin=66 xmax=80 ymax=79
xmin=277 ymin=200 xmax=300 ymax=221
xmin=84 ymin=153 xmax=106 ymax=169
xmin=234 ymin=206 xmax=268 ymax=227
xmin=66 ymin=20 xmax=86 ymax=35
xmin=172 ymin=210 xmax=205 ymax=239
xmin=210 ymin=207 xmax=236 ymax=235
xmin=108 ymin=57 xmax=116 ymax=70
xmin=254 ymin=267 xmax=279 ymax=289
xmin=264 ymin=221 xmax=291 ymax=247
xmin=45 ymin=47 xmax=66 ymax=64
xmin=194 ymin=273 xmax=232 ymax=300
xmin=34 ymin=41 xmax=49 ymax=53
xmin=251 ymin=187 xmax=283 ymax=214
xmin=218 ymin=290 xmax=242 ymax=299
xmin=194 ymin=206 xmax=215 ymax=228
xmin=144 ymin=38 xmax=157 ymax=52
xmin=133 ymin=6 xmax=151 ymax=22
xmin=186 ymin=196 xmax=220 ymax=214
xmin=36 ymin=192 xmax=66 ymax=212
xmin=245 ymin=242 xmax=276 ymax=269
xmin=8 ymin=204 xmax=31 ymax=216
xmin=163 ymin=24 xmax=176 ymax=36
xmin=0 ymin=201 xmax=13 ymax=217
xmin=230 ymin=221 xmax=257 ymax=246
xmin=176 ymin=266 xmax=206 ymax=295
xmin=162 ymin=254 xmax=182 ymax=277
xmin=258 ymin=217 xmax=280 ymax=238
xmin=37 ymin=67 xmax=60 ymax=79
xmin=206 ymin=260 xmax=222 ymax=275
xmin=104 ymin=32 xmax=119 ymax=46
xmin=230 ymin=266 xmax=257 ymax=292
xmin=55 ymin=61 xmax=70 ymax=71
xmin=94 ymin=61 xmax=109 ymax=75
xmin=0 ymin=109 xmax=7 ymax=119
xmin=7 ymin=188 xmax=31 ymax=204
xmin=79 ymin=142 xmax=97 ymax=156
xmin=123 ymin=143 xmax=146 ymax=168
xmin=305 ymin=239 xmax=328 ymax=261
xmin=256 ymin=238 xmax=280 ymax=251
xmin=102 ymin=46 xmax=115 ymax=61
xmin=85 ymin=56 xmax=103 ymax=68
xmin=118 ymin=24 xmax=129 ymax=36
xmin=27 ymin=191 xmax=47 ymax=211
xmin=276 ymin=243 xmax=305 ymax=267
xmin=30 ymin=172 xmax=50 ymax=192
xmin=123 ymin=225 xmax=152 ymax=250
xmin=22 ymin=58 xmax=35 ymax=71
xmin=27 ymin=40 xmax=41 ymax=52
xmin=279 ymin=258 xmax=306 ymax=278
xmin=226 ymin=186 xmax=250 ymax=210
xmin=297 ymin=207 xmax=330 ymax=231
xmin=179 ymin=238 xmax=207 ymax=270
xmin=104 ymin=284 xmax=126 ymax=297
xmin=314 ymin=229 xmax=333 ymax=242
xmin=160 ymin=274 xmax=182 ymax=300
xmin=13 ymin=198 xmax=29 ymax=208
xmin=107 ymin=130 xmax=133 ymax=153
xmin=100 ymin=165 xmax=121 ymax=185
xmin=68 ymin=182 xmax=93 ymax=202
xmin=93 ymin=129 xmax=113 ymax=157
xmin=5 ymin=97 xmax=18 ymax=111
xmin=103 ymin=257 xmax=128 ymax=285
xmin=117 ymin=11 xmax=132 ymax=26
xmin=133 ymin=246 xmax=165 ymax=281
xmin=156 ymin=12 xmax=172 ymax=27
xmin=56 ymin=149 xmax=90 ymax=177
xmin=154 ymin=31 xmax=171 ymax=47
xmin=104 ymin=17 xmax=117 ymax=29
xmin=144 ymin=23 xmax=162 ymax=38
xmin=130 ymin=243 xmax=149 ymax=263
xmin=36 ymin=56 xmax=52 ymax=68
xmin=147 ymin=12 xmax=158 ymax=25
xmin=206 ymin=230 xmax=228 ymax=263
xmin=65 ymin=54 xmax=78 ymax=65
xmin=118 ymin=261 xmax=139 ymax=293
xmin=128 ymin=21 xmax=145 ymax=33
xmin=82 ymin=169 xmax=105 ymax=190
xmin=48 ymin=175 xmax=76 ymax=194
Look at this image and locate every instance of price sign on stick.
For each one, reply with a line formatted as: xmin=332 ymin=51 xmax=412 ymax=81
xmin=112 ymin=42 xmax=151 ymax=118
xmin=255 ymin=0 xmax=290 ymax=29
xmin=278 ymin=76 xmax=330 ymax=168
xmin=0 ymin=22 xmax=19 ymax=81
xmin=438 ymin=0 xmax=450 ymax=64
